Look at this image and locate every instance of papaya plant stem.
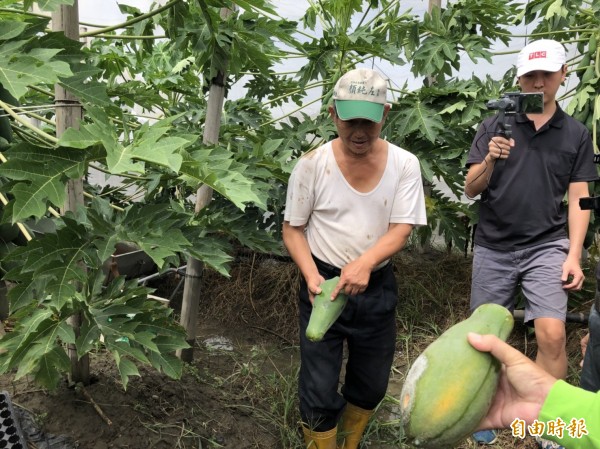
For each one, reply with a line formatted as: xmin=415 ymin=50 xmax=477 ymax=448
xmin=594 ymin=96 xmax=599 ymax=151
xmin=496 ymin=29 xmax=593 ymax=38
xmin=27 ymin=84 xmax=54 ymax=98
xmin=89 ymin=162 xmax=152 ymax=181
xmin=0 ymin=8 xmax=107 ymax=30
xmin=13 ymin=126 xmax=55 ymax=148
xmin=91 ymin=34 xmax=166 ymax=40
xmin=0 ymin=99 xmax=58 ymax=144
xmin=262 ymin=80 xmax=325 ymax=107
xmin=261 ymin=95 xmax=324 ymax=127
xmin=0 ymin=7 xmax=44 ymax=17
xmin=3 ymin=106 xmax=56 ymax=126
xmin=82 ymin=192 xmax=125 ymax=212
xmin=80 ymin=0 xmax=182 ymax=38
xmin=366 ymin=0 xmax=401 ymax=25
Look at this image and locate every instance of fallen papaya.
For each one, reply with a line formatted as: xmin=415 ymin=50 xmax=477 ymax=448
xmin=400 ymin=303 xmax=514 ymax=449
xmin=305 ymin=276 xmax=347 ymax=342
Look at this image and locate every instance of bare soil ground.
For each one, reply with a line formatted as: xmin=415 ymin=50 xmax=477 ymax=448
xmin=0 ymin=250 xmax=593 ymax=449
xmin=1 ymin=320 xmax=287 ymax=449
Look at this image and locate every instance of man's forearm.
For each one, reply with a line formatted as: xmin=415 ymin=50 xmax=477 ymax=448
xmin=465 ymin=155 xmax=496 ymax=198
xmin=358 ymin=223 xmax=414 ymax=269
xmin=282 ymin=222 xmax=319 ymax=280
xmin=567 ymin=185 xmax=592 ymax=259
xmin=567 ymin=209 xmax=590 ymax=260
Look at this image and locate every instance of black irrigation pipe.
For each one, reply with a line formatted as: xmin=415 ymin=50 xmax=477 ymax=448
xmin=137 ymin=265 xmax=187 ymax=303
xmin=513 ymin=309 xmax=589 ymax=325
xmin=136 ymin=265 xmax=187 ymax=285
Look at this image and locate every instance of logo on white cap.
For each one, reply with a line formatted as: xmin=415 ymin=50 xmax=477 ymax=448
xmin=516 ymin=39 xmax=566 ymax=77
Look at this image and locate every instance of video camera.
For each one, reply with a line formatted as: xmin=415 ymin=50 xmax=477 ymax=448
xmin=486 ymin=92 xmax=544 ymax=115
xmin=484 ymin=93 xmax=599 ymax=211
xmin=580 ymin=196 xmax=600 ymax=211
xmin=486 ymin=92 xmax=544 ymax=138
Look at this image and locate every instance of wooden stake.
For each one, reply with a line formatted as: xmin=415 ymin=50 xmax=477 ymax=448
xmin=52 ymin=1 xmax=90 ymax=385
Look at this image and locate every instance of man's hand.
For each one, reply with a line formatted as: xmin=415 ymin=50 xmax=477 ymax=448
xmin=468 ymin=333 xmax=557 ymax=430
xmin=332 ymin=258 xmax=372 ymax=298
xmin=561 ymin=256 xmax=585 ymax=291
xmin=489 ymin=136 xmax=515 ymax=160
xmin=581 ymin=332 xmax=590 ymax=368
xmin=307 ymin=274 xmax=326 ymax=304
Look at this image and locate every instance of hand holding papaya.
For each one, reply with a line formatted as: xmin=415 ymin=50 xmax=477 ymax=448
xmin=335 ymin=257 xmax=372 ymax=297
xmin=306 ymin=273 xmax=326 ymax=304
xmin=400 ymin=304 xmax=514 ymax=448
xmin=305 ymin=276 xmax=348 ymax=342
xmin=468 ymin=333 xmax=557 ymax=431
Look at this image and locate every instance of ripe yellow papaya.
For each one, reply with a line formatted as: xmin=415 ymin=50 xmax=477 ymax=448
xmin=400 ymin=303 xmax=514 ymax=449
xmin=305 ymin=276 xmax=347 ymax=342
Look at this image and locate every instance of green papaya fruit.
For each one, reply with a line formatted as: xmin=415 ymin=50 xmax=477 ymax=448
xmin=581 ymin=66 xmax=596 ymax=85
xmin=590 ymin=34 xmax=598 ymax=54
xmin=578 ymin=53 xmax=591 ymax=73
xmin=305 ymin=276 xmax=347 ymax=342
xmin=573 ymin=101 xmax=590 ymax=124
xmin=585 ymin=112 xmax=594 ymax=132
xmin=400 ymin=303 xmax=514 ymax=449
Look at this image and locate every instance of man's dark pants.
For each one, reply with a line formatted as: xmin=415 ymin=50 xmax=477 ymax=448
xmin=298 ymin=257 xmax=398 ymax=431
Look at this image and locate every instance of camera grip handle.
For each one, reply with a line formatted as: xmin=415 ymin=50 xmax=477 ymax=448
xmin=496 ymin=121 xmax=512 ymax=139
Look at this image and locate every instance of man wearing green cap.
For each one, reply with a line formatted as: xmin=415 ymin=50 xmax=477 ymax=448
xmin=282 ymin=68 xmax=427 ymax=449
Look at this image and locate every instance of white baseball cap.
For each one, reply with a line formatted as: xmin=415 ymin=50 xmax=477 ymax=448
xmin=516 ymin=39 xmax=566 ymax=77
xmin=333 ymin=68 xmax=388 ymax=122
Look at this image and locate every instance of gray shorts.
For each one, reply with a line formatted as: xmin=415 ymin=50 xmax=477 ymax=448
xmin=470 ymin=238 xmax=569 ymax=323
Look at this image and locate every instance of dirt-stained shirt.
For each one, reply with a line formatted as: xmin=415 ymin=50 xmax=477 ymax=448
xmin=284 ymin=140 xmax=427 ymax=269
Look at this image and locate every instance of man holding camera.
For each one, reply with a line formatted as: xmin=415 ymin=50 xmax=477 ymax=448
xmin=464 ymin=39 xmax=597 ymax=447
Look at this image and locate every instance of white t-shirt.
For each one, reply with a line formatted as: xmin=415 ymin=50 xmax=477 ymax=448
xmin=284 ymin=141 xmax=427 ymax=268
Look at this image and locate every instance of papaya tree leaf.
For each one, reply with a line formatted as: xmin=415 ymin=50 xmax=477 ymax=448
xmin=0 ymin=143 xmax=88 ymax=221
xmin=0 ymin=20 xmax=27 ymax=41
xmin=33 ymin=346 xmax=71 ymax=390
xmin=147 ymin=350 xmax=183 ymax=379
xmin=106 ymin=340 xmax=150 ymax=365
xmin=391 ymin=101 xmax=445 ymax=143
xmin=59 ymin=63 xmax=111 ymax=106
xmin=181 ymin=146 xmax=267 ymax=211
xmin=24 ymin=0 xmax=73 ymax=12
xmin=59 ymin=108 xmax=191 ymax=174
xmin=76 ymin=321 xmax=102 ymax=358
xmin=116 ymin=358 xmax=140 ymax=391
xmin=0 ymin=49 xmax=72 ymax=99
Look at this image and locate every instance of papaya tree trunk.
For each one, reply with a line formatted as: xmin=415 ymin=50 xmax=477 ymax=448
xmin=420 ymin=0 xmax=442 ymax=252
xmin=52 ymin=1 xmax=89 ymax=384
xmin=178 ymin=6 xmax=236 ymax=362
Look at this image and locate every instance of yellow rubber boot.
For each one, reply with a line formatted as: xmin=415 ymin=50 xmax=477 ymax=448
xmin=302 ymin=425 xmax=337 ymax=449
xmin=338 ymin=403 xmax=374 ymax=449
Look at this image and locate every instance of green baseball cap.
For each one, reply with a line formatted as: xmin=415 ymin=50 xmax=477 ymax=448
xmin=333 ymin=68 xmax=388 ymax=122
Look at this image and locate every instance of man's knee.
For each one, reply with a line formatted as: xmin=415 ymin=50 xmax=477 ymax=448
xmin=534 ymin=318 xmax=566 ymax=354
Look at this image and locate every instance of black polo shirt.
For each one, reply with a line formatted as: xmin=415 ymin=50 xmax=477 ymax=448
xmin=467 ymin=105 xmax=598 ymax=250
